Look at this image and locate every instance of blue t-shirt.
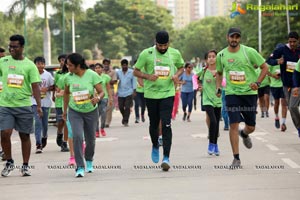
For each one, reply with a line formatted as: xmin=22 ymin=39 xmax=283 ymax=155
xmin=180 ymin=72 xmax=194 ymax=93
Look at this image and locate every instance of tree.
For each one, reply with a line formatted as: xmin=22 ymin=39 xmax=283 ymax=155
xmin=8 ymin=0 xmax=83 ymax=64
xmin=76 ymin=0 xmax=173 ymax=59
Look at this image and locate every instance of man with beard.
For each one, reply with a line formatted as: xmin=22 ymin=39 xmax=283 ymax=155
xmin=133 ymin=31 xmax=184 ymax=171
xmin=102 ymin=58 xmax=117 ymax=128
xmin=215 ymin=28 xmax=268 ymax=167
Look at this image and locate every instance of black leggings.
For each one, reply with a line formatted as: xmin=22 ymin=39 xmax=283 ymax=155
xmin=204 ymin=105 xmax=221 ymax=144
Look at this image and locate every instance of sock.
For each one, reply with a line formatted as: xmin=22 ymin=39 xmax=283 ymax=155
xmin=23 ymin=163 xmax=28 ymax=166
xmin=282 ymin=118 xmax=286 ymax=124
xmin=7 ymin=159 xmax=14 ymax=163
xmin=240 ymin=130 xmax=248 ymax=138
xmin=275 ymin=113 xmax=279 ymax=118
xmin=234 ymin=154 xmax=240 ymax=160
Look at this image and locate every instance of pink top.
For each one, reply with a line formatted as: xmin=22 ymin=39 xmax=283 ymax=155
xmin=192 ymin=74 xmax=199 ymax=90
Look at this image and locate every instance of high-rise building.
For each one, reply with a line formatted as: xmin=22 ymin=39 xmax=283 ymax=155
xmin=203 ymin=0 xmax=233 ymax=17
xmin=155 ymin=0 xmax=201 ymax=29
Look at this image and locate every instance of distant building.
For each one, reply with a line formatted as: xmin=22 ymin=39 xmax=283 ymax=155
xmin=155 ymin=0 xmax=201 ymax=29
xmin=203 ymin=0 xmax=233 ymax=17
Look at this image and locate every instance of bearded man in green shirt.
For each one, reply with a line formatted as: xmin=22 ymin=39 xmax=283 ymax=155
xmin=134 ymin=31 xmax=184 ymax=171
xmin=216 ymin=28 xmax=268 ymax=168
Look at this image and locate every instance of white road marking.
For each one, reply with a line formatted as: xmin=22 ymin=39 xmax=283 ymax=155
xmin=254 ymin=136 xmax=268 ymax=142
xmin=96 ymin=137 xmax=118 ymax=142
xmin=281 ymin=158 xmax=300 ymax=169
xmin=266 ymin=144 xmax=279 ymax=151
xmin=252 ymin=131 xmax=269 ymax=136
xmin=12 ymin=141 xmax=19 ymax=144
xmin=278 ymin=152 xmax=286 ymax=155
xmin=143 ymin=136 xmax=150 ymax=140
xmin=191 ymin=134 xmax=208 ymax=139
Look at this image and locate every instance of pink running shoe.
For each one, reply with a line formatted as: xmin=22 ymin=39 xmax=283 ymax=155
xmin=95 ymin=131 xmax=100 ymax=138
xmin=100 ymin=129 xmax=106 ymax=137
xmin=69 ymin=156 xmax=75 ymax=166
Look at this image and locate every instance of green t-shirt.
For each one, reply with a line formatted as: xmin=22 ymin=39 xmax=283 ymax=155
xmin=64 ymin=69 xmax=102 ymax=113
xmin=99 ymin=73 xmax=111 ymax=99
xmin=54 ymin=71 xmax=68 ymax=108
xmin=136 ymin=80 xmax=144 ymax=93
xmin=255 ymin=68 xmax=270 ymax=88
xmin=268 ymin=64 xmax=282 ymax=88
xmin=135 ymin=46 xmax=184 ymax=99
xmin=0 ymin=56 xmax=41 ymax=107
xmin=0 ymin=76 xmax=2 ymax=95
xmin=197 ymin=68 xmax=222 ymax=107
xmin=295 ymin=59 xmax=300 ymax=72
xmin=216 ymin=45 xmax=265 ymax=95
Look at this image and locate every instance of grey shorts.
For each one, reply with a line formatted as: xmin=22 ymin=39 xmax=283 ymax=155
xmin=0 ymin=106 xmax=34 ymax=134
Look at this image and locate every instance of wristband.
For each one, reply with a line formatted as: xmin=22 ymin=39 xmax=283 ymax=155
xmin=216 ymin=88 xmax=222 ymax=95
xmin=255 ymin=82 xmax=261 ymax=87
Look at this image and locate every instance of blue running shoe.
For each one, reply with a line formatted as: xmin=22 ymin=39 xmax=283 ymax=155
xmin=214 ymin=144 xmax=220 ymax=156
xmin=75 ymin=167 xmax=85 ymax=178
xmin=86 ymin=161 xmax=94 ymax=173
xmin=161 ymin=156 xmax=170 ymax=171
xmin=151 ymin=146 xmax=159 ymax=163
xmin=208 ymin=143 xmax=215 ymax=155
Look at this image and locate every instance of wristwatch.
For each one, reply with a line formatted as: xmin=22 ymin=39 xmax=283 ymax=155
xmin=255 ymin=82 xmax=261 ymax=87
xmin=216 ymin=88 xmax=222 ymax=95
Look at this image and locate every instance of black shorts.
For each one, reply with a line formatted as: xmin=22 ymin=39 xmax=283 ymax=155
xmin=225 ymin=95 xmax=257 ymax=126
xmin=270 ymin=87 xmax=285 ymax=100
xmin=258 ymin=86 xmax=270 ymax=97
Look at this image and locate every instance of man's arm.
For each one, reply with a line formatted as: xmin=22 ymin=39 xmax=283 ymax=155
xmin=133 ymin=68 xmax=158 ymax=81
xmin=32 ymin=82 xmax=43 ymax=117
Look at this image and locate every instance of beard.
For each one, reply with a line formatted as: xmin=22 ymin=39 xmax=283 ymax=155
xmin=157 ymin=48 xmax=168 ymax=54
xmin=229 ymin=41 xmax=239 ymax=48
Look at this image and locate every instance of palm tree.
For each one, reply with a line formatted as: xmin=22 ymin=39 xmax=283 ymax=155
xmin=9 ymin=0 xmax=82 ymax=65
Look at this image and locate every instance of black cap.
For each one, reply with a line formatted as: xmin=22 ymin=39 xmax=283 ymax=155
xmin=156 ymin=31 xmax=169 ymax=44
xmin=228 ymin=27 xmax=241 ymax=37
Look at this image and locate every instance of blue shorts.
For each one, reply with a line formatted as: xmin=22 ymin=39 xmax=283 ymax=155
xmin=225 ymin=95 xmax=257 ymax=126
xmin=270 ymin=87 xmax=285 ymax=100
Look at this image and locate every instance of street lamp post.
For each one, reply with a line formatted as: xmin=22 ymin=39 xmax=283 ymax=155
xmin=62 ymin=0 xmax=65 ymax=53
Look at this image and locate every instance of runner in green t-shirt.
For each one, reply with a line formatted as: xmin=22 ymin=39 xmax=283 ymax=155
xmin=53 ymin=54 xmax=70 ymax=152
xmin=197 ymin=50 xmax=222 ymax=156
xmin=63 ymin=53 xmax=104 ymax=178
xmin=256 ymin=68 xmax=271 ymax=118
xmin=94 ymin=63 xmax=112 ymax=137
xmin=268 ymin=59 xmax=288 ymax=132
xmin=0 ymin=35 xmax=42 ymax=177
xmin=215 ymin=28 xmax=268 ymax=168
xmin=134 ymin=31 xmax=184 ymax=171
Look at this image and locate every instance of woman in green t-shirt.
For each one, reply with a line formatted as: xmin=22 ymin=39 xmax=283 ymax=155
xmin=63 ymin=53 xmax=104 ymax=178
xmin=198 ymin=50 xmax=222 ymax=156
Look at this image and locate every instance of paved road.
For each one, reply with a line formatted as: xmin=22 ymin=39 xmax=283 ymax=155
xmin=1 ymin=106 xmax=300 ymax=200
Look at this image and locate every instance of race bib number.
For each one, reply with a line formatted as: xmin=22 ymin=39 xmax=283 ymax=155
xmin=0 ymin=81 xmax=2 ymax=92
xmin=154 ymin=66 xmax=170 ymax=79
xmin=72 ymin=90 xmax=90 ymax=105
xmin=41 ymin=91 xmax=46 ymax=99
xmin=7 ymin=74 xmax=24 ymax=88
xmin=229 ymin=71 xmax=246 ymax=84
xmin=286 ymin=61 xmax=296 ymax=72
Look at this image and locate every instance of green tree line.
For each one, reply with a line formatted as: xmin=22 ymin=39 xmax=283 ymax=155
xmin=0 ymin=0 xmax=299 ymax=64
